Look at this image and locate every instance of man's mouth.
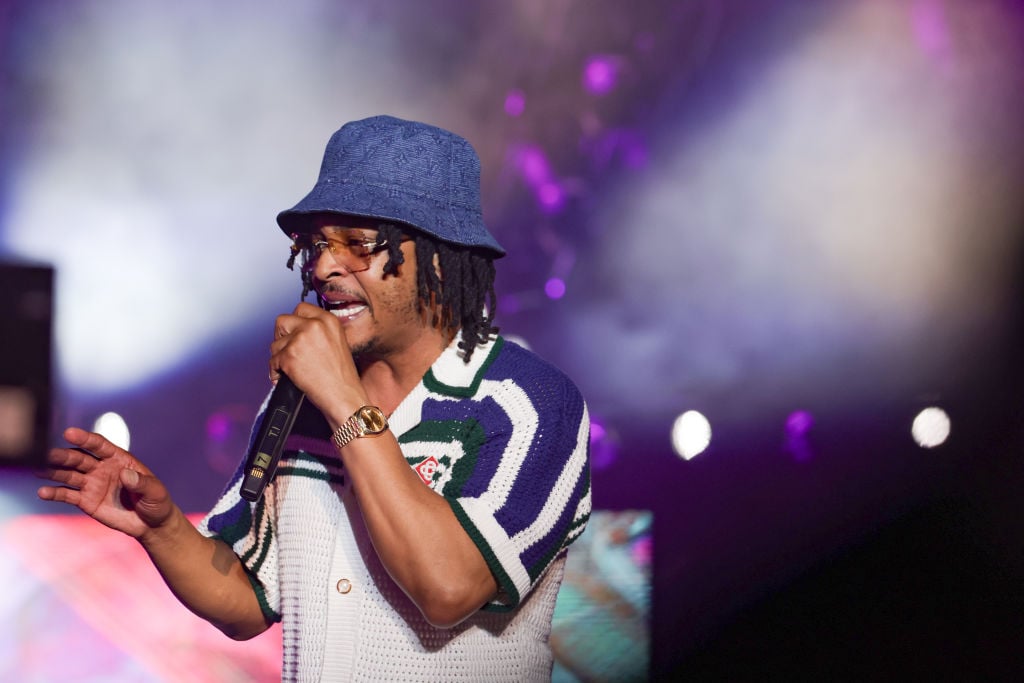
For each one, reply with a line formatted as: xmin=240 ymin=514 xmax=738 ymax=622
xmin=318 ymin=291 xmax=369 ymax=320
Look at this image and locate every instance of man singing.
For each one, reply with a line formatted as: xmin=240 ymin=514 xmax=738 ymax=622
xmin=39 ymin=115 xmax=592 ymax=681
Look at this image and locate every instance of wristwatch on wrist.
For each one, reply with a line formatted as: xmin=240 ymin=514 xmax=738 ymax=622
xmin=331 ymin=405 xmax=389 ymax=450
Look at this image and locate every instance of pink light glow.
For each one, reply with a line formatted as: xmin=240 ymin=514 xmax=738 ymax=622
xmin=514 ymin=144 xmax=551 ymax=186
xmin=504 ymin=89 xmax=526 ymax=117
xmin=583 ymin=55 xmax=618 ymax=95
xmin=911 ymin=0 xmax=952 ymax=68
xmin=1 ymin=514 xmax=282 ymax=681
xmin=784 ymin=410 xmax=814 ymax=462
xmin=588 ymin=417 xmax=618 ymax=470
xmin=785 ymin=410 xmax=814 ymax=436
xmin=537 ymin=181 xmax=565 ymax=213
xmin=544 ymin=277 xmax=566 ymax=300
xmin=206 ymin=412 xmax=231 ymax=441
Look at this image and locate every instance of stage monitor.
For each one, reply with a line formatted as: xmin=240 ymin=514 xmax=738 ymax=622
xmin=0 ymin=262 xmax=53 ymax=469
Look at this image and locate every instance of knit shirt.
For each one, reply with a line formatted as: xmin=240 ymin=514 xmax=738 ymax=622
xmin=198 ymin=335 xmax=592 ymax=682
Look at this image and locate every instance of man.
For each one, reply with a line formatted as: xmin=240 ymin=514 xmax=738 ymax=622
xmin=38 ymin=115 xmax=592 ymax=681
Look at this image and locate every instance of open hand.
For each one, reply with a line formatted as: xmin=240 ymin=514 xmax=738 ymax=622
xmin=37 ymin=427 xmax=175 ymax=539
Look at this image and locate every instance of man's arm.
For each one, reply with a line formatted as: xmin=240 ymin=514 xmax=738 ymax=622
xmin=38 ymin=427 xmax=272 ymax=640
xmin=338 ymin=433 xmax=499 ymax=628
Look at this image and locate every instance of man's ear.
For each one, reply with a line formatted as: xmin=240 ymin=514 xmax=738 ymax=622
xmin=433 ymin=252 xmax=443 ymax=281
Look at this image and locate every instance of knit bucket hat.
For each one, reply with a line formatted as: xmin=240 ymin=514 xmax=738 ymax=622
xmin=276 ymin=115 xmax=505 ymax=257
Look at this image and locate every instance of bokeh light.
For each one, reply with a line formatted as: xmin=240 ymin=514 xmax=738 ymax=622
xmin=583 ymin=55 xmax=619 ymax=95
xmin=537 ymin=181 xmax=566 ymax=213
xmin=504 ymin=89 xmax=526 ymax=117
xmin=911 ymin=406 xmax=951 ymax=448
xmin=784 ymin=410 xmax=815 ymax=462
xmin=671 ymin=410 xmax=712 ymax=460
xmin=588 ymin=417 xmax=619 ymax=470
xmin=785 ymin=410 xmax=814 ymax=436
xmin=544 ymin=277 xmax=567 ymax=300
xmin=92 ymin=412 xmax=130 ymax=450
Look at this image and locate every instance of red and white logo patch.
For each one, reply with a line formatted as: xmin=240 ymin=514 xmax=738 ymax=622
xmin=413 ymin=456 xmax=439 ymax=485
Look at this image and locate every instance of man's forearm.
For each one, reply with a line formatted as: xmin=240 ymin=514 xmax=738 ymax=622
xmin=139 ymin=506 xmax=271 ymax=640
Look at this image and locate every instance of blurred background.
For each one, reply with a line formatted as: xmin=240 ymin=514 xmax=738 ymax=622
xmin=1 ymin=0 xmax=1022 ymax=679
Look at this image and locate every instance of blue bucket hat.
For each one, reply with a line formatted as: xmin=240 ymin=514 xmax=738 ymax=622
xmin=276 ymin=115 xmax=505 ymax=257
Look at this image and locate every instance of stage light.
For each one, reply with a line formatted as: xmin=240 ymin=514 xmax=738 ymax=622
xmin=544 ymin=277 xmax=566 ymax=300
xmin=588 ymin=417 xmax=619 ymax=470
xmin=92 ymin=412 xmax=130 ymax=450
xmin=514 ymin=144 xmax=552 ymax=187
xmin=537 ymin=181 xmax=565 ymax=213
xmin=671 ymin=410 xmax=711 ymax=460
xmin=911 ymin=406 xmax=950 ymax=448
xmin=504 ymin=89 xmax=526 ymax=117
xmin=784 ymin=410 xmax=814 ymax=462
xmin=583 ymin=55 xmax=618 ymax=96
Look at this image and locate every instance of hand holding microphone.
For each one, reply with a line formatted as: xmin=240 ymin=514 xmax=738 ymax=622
xmin=240 ymin=302 xmax=364 ymax=501
xmin=239 ymin=373 xmax=305 ymax=501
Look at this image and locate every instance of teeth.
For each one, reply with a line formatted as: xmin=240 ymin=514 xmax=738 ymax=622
xmin=330 ymin=303 xmax=367 ymax=318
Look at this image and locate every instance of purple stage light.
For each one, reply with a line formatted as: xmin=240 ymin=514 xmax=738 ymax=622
xmin=583 ymin=55 xmax=618 ymax=95
xmin=912 ymin=0 xmax=951 ymax=67
xmin=784 ymin=410 xmax=814 ymax=462
xmin=631 ymin=533 xmax=653 ymax=567
xmin=205 ymin=412 xmax=231 ymax=442
xmin=514 ymin=144 xmax=552 ymax=187
xmin=586 ymin=128 xmax=649 ymax=171
xmin=544 ymin=277 xmax=566 ymax=300
xmin=504 ymin=89 xmax=526 ymax=117
xmin=785 ymin=410 xmax=814 ymax=437
xmin=537 ymin=181 xmax=565 ymax=213
xmin=204 ymin=407 xmax=255 ymax=475
xmin=588 ymin=417 xmax=618 ymax=470
xmin=512 ymin=144 xmax=565 ymax=212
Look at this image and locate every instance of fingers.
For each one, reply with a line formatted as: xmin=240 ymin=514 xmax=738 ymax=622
xmin=40 ymin=465 xmax=89 ymax=490
xmin=62 ymin=427 xmax=126 ymax=461
xmin=270 ymin=304 xmax=350 ymax=391
xmin=275 ymin=304 xmax=327 ymax=337
xmin=37 ymin=483 xmax=82 ymax=505
xmin=274 ymin=316 xmax=292 ymax=341
xmin=292 ymin=301 xmax=324 ymax=319
xmin=36 ymin=444 xmax=96 ymax=503
xmin=42 ymin=445 xmax=98 ymax=472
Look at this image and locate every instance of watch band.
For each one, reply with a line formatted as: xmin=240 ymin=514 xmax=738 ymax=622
xmin=331 ymin=417 xmax=362 ymax=450
xmin=331 ymin=405 xmax=388 ymax=450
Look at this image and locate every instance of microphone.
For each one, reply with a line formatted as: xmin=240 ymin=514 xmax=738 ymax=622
xmin=239 ymin=373 xmax=305 ymax=502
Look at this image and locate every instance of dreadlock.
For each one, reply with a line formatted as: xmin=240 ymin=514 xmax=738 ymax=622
xmin=287 ymin=221 xmax=499 ymax=363
xmin=376 ymin=222 xmax=499 ymax=363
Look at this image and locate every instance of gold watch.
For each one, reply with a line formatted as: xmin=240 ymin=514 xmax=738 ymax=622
xmin=331 ymin=405 xmax=389 ymax=450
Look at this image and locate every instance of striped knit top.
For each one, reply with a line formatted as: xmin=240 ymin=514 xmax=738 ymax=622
xmin=198 ymin=335 xmax=592 ymax=681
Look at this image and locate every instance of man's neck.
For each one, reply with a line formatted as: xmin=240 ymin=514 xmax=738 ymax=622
xmin=356 ymin=332 xmax=453 ymax=415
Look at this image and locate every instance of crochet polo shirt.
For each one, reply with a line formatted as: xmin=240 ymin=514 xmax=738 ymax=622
xmin=199 ymin=335 xmax=591 ymax=681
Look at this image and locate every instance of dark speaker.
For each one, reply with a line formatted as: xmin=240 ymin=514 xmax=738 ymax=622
xmin=0 ymin=262 xmax=53 ymax=468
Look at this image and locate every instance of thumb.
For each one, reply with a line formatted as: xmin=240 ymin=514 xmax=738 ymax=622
xmin=120 ymin=468 xmax=142 ymax=489
xmin=119 ymin=468 xmax=174 ymax=527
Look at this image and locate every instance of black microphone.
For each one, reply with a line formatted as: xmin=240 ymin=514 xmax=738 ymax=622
xmin=239 ymin=373 xmax=305 ymax=502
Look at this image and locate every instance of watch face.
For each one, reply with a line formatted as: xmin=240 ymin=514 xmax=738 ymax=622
xmin=357 ymin=406 xmax=388 ymax=434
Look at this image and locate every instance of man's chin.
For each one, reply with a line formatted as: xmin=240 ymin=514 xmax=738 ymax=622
xmin=349 ymin=337 xmax=388 ymax=361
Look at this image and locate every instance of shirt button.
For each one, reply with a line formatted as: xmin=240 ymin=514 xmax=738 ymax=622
xmin=336 ymin=578 xmax=353 ymax=594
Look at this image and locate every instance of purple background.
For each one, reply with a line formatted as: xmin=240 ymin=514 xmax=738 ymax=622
xmin=2 ymin=0 xmax=1023 ymax=678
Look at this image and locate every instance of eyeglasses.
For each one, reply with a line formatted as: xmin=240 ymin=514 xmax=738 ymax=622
xmin=289 ymin=231 xmax=391 ymax=273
